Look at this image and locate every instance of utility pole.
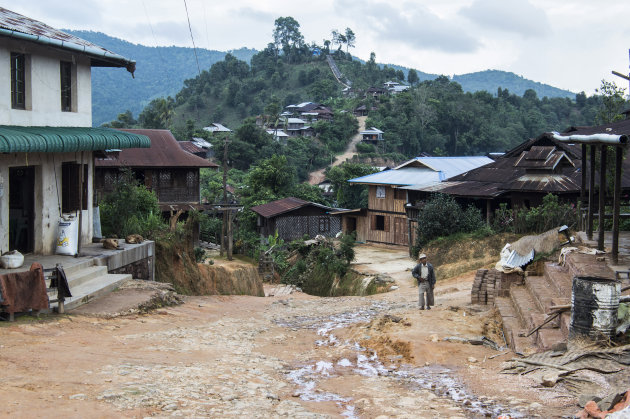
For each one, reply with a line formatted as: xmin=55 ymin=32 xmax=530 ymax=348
xmin=220 ymin=134 xmax=233 ymax=260
xmin=611 ymin=48 xmax=630 ymax=91
xmin=220 ymin=135 xmax=229 ymax=258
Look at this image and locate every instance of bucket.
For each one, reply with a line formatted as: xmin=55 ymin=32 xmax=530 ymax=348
xmin=569 ymin=276 xmax=620 ymax=340
xmin=56 ymin=216 xmax=79 ymax=255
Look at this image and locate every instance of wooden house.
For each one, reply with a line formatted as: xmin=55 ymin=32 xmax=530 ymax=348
xmin=343 ymin=157 xmax=492 ymax=247
xmin=250 ymin=197 xmax=341 ymax=241
xmin=412 ymin=124 xmax=630 ymax=223
xmin=360 ymin=127 xmax=384 ymax=144
xmin=95 ymin=129 xmax=218 ymax=212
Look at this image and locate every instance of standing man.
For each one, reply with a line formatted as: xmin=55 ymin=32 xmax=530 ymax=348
xmin=412 ymin=253 xmax=436 ymax=310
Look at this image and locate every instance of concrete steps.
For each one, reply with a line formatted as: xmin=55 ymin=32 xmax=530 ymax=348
xmin=47 ymin=262 xmax=131 ymax=311
xmin=64 ymin=273 xmax=131 ymax=311
xmin=495 ymin=297 xmax=535 ymax=354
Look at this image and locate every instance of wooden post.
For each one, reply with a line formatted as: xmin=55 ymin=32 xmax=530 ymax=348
xmin=227 ymin=209 xmax=233 ymax=261
xmin=407 ymin=218 xmax=413 ymax=257
xmin=220 ymin=136 xmax=229 ymax=257
xmin=612 ymin=146 xmax=623 ymax=263
xmin=588 ymin=145 xmax=596 ymax=240
xmin=486 ymin=199 xmax=492 ymax=226
xmin=598 ymin=145 xmax=607 ymax=251
xmin=580 ymin=144 xmax=587 ymax=231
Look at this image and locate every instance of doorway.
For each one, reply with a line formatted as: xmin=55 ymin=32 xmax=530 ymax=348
xmin=9 ymin=166 xmax=35 ymax=253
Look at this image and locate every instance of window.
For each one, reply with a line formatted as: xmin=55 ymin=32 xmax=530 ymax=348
xmin=372 ymin=215 xmax=385 ymax=231
xmin=376 ymin=186 xmax=386 ymax=198
xmin=62 ymin=163 xmax=88 ymax=213
xmin=60 ymin=61 xmax=72 ymax=112
xmin=11 ymin=53 xmax=25 ymax=109
xmin=318 ymin=217 xmax=330 ymax=232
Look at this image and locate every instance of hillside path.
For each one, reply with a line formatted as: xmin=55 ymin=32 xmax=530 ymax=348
xmin=308 ymin=115 xmax=367 ymax=185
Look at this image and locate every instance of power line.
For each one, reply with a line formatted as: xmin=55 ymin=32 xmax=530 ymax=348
xmin=183 ymin=0 xmax=201 ymax=77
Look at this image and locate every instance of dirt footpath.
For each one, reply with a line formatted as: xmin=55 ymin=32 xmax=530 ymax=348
xmin=0 ymin=244 xmax=576 ymax=418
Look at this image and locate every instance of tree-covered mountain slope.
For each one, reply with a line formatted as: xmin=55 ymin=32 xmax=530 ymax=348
xmin=70 ymin=31 xmax=576 ymax=127
xmin=65 ymin=30 xmax=256 ymax=126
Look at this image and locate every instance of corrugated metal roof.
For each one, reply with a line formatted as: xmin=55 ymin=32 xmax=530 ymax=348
xmin=360 ymin=127 xmax=384 ymax=134
xmin=250 ymin=197 xmax=335 ymax=218
xmin=179 ymin=141 xmax=206 ymax=155
xmin=433 ymin=125 xmax=630 ymax=198
xmin=203 ymin=123 xmax=232 ymax=133
xmin=0 ymin=126 xmax=150 ymax=153
xmin=0 ymin=7 xmax=135 ymax=73
xmin=95 ymin=129 xmax=217 ymax=168
xmin=350 ymin=156 xmax=493 ymax=187
xmin=349 ymin=167 xmax=441 ymax=186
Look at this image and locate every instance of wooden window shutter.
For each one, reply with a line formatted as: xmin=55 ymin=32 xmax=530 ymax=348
xmin=62 ymin=163 xmax=88 ymax=213
xmin=371 ymin=214 xmax=377 ymax=230
xmin=384 ymin=216 xmax=390 ymax=232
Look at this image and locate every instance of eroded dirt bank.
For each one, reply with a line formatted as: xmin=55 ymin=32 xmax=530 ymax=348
xmin=0 ymin=244 xmax=576 ymax=418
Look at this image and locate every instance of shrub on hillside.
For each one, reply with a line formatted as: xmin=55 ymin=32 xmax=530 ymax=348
xmin=414 ymin=194 xmax=484 ymax=250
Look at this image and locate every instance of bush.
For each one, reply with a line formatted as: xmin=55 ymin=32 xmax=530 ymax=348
xmin=513 ymin=194 xmax=577 ymax=233
xmin=414 ymin=194 xmax=484 ymax=250
xmin=100 ymin=169 xmax=165 ymax=238
xmin=356 ymin=142 xmax=375 ymax=153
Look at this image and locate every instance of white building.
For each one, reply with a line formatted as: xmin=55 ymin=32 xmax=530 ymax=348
xmin=0 ymin=8 xmax=149 ymax=255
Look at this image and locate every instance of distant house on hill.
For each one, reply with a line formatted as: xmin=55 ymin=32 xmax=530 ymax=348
xmin=354 ymin=105 xmax=377 ymax=117
xmin=365 ymin=87 xmax=388 ymax=99
xmin=203 ymin=123 xmax=232 ymax=135
xmin=360 ymin=127 xmax=384 ymax=143
xmin=250 ymin=197 xmax=341 ymax=241
xmin=286 ymin=118 xmax=314 ymax=137
xmin=95 ymin=129 xmax=218 ymax=213
xmin=266 ymin=129 xmax=289 ymax=142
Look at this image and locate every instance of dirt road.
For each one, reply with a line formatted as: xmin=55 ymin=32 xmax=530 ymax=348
xmin=0 ymin=245 xmax=575 ymax=418
xmin=308 ymin=116 xmax=367 ymax=185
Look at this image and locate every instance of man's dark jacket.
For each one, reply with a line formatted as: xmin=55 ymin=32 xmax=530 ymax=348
xmin=412 ymin=262 xmax=436 ymax=288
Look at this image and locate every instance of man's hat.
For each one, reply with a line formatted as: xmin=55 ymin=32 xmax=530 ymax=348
xmin=418 ymin=253 xmax=427 ymax=259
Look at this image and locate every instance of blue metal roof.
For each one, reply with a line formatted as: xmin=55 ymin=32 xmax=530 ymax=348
xmin=349 ymin=156 xmax=493 ymax=187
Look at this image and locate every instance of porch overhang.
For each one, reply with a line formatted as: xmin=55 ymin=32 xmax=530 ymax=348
xmin=0 ymin=126 xmax=150 ymax=153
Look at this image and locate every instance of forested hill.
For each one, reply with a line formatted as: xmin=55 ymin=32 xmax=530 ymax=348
xmin=453 ymin=70 xmax=574 ymax=98
xmin=64 ymin=30 xmax=257 ymax=126
xmin=70 ymin=30 xmax=575 ymax=126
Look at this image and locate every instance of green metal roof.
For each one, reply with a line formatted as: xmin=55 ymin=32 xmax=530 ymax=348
xmin=0 ymin=126 xmax=150 ymax=153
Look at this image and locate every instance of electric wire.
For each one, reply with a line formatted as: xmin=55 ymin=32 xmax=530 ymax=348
xmin=183 ymin=0 xmax=201 ymax=77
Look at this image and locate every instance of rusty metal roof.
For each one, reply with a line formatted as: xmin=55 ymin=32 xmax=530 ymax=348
xmin=251 ymin=197 xmax=335 ymax=218
xmin=179 ymin=141 xmax=206 ymax=155
xmin=95 ymin=129 xmax=217 ymax=168
xmin=429 ymin=122 xmax=630 ymax=198
xmin=514 ymin=147 xmax=574 ymax=170
xmin=0 ymin=7 xmax=135 ymax=73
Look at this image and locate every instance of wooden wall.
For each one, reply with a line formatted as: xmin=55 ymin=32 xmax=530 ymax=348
xmin=368 ymin=186 xmax=407 ymax=213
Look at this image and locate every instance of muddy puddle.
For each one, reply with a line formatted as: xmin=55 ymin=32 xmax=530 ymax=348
xmin=277 ymin=302 xmax=525 ymax=418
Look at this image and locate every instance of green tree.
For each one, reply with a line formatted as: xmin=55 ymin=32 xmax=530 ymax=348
xmin=273 ymin=17 xmax=305 ymax=60
xmin=595 ymin=79 xmax=627 ymax=124
xmin=327 ymin=162 xmax=378 ymax=208
xmin=407 ymin=69 xmax=419 ymax=85
xmin=100 ymin=169 xmax=164 ymax=238
xmin=138 ymin=97 xmax=174 ymax=129
xmin=103 ymin=110 xmax=136 ymax=128
xmin=344 ymin=28 xmax=356 ymax=53
xmin=248 ymin=154 xmax=296 ymax=195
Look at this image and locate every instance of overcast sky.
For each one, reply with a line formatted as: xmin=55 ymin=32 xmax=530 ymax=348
xmin=10 ymin=0 xmax=630 ymax=95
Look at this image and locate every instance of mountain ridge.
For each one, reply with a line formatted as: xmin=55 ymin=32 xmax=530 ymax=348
xmin=66 ymin=30 xmax=577 ymax=126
